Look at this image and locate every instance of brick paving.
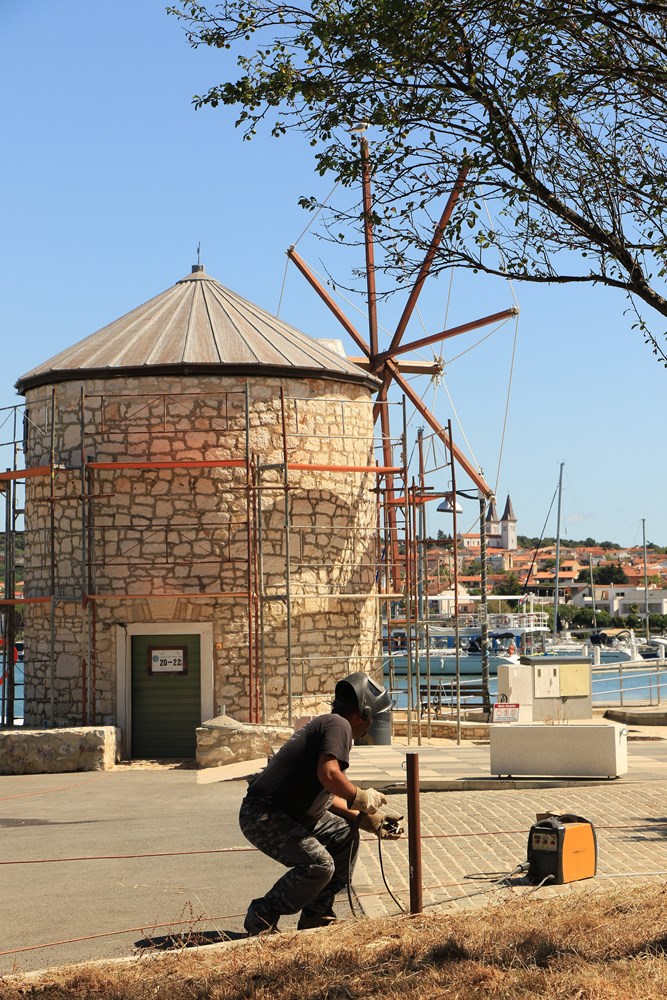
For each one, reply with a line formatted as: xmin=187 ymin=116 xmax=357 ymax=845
xmin=354 ymin=782 xmax=667 ymax=917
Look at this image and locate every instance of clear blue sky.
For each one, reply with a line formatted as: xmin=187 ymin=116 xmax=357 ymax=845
xmin=2 ymin=1 xmax=665 ymax=547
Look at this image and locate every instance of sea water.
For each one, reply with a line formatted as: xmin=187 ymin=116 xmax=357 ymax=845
xmin=1 ymin=659 xmax=24 ymax=725
xmin=384 ymin=665 xmax=667 ymax=711
xmin=3 ymin=661 xmax=665 ymax=725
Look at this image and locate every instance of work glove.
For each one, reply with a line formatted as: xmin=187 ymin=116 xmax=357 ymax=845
xmin=358 ymin=809 xmax=405 ymax=839
xmin=350 ymin=786 xmax=387 ymax=815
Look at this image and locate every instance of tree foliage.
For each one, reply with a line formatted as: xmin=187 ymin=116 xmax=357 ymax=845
xmin=172 ymin=0 xmax=667 ymax=361
xmin=577 ymin=560 xmax=630 ymax=584
xmin=492 ymin=570 xmax=522 ymax=595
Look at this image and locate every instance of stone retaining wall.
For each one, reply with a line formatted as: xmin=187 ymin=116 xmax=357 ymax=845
xmin=391 ymin=719 xmax=490 ymax=741
xmin=0 ymin=726 xmax=121 ymax=774
xmin=196 ymin=714 xmax=292 ymax=768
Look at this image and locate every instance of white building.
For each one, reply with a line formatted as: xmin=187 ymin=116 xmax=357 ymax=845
xmin=572 ymin=585 xmax=667 ymax=617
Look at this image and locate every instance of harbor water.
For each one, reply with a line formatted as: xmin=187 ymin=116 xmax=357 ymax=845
xmin=4 ymin=660 xmax=667 ymax=727
xmin=1 ymin=659 xmax=24 ymax=726
xmin=384 ymin=663 xmax=667 ymax=711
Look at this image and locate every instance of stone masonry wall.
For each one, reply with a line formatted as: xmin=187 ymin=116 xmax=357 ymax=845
xmin=22 ymin=374 xmax=380 ymax=729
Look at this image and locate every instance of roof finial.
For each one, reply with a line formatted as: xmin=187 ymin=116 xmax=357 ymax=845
xmin=192 ymin=243 xmax=205 ymax=274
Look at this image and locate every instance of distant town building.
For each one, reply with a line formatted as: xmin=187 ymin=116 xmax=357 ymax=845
xmin=486 ymin=494 xmax=518 ymax=551
xmin=571 ymin=585 xmax=667 ymax=617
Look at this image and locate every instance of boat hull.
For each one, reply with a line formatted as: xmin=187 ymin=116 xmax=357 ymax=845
xmin=383 ymin=653 xmax=512 ymax=677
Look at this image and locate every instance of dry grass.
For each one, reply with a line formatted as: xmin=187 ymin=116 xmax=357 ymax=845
xmin=4 ymin=884 xmax=667 ymax=999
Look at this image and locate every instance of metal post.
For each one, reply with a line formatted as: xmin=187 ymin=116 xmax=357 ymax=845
xmin=589 ymin=553 xmax=597 ymax=629
xmin=379 ymin=399 xmax=400 ymax=591
xmin=418 ymin=430 xmax=432 ymax=739
xmin=360 ymin=135 xmax=379 ymax=360
xmin=2 ymin=474 xmax=11 ymax=725
xmin=642 ymin=518 xmax=650 ymax=642
xmin=49 ymin=388 xmax=56 ymax=727
xmin=49 ymin=596 xmax=56 ymax=727
xmin=256 ymin=456 xmax=267 ymax=723
xmin=553 ymin=462 xmax=564 ymax=636
xmin=86 ymin=461 xmax=96 ymax=724
xmin=478 ymin=491 xmax=490 ymax=715
xmin=406 ymin=752 xmax=423 ymax=914
xmin=448 ymin=421 xmax=461 ymax=745
xmin=7 ymin=408 xmax=18 ymax=725
xmin=250 ymin=455 xmax=261 ymax=724
xmin=279 ymin=389 xmax=294 ymax=728
xmin=79 ymin=387 xmax=87 ymax=724
xmin=402 ymin=402 xmax=414 ymax=743
xmin=416 ymin=429 xmax=425 ymax=624
xmin=410 ymin=477 xmax=421 ymax=747
xmin=244 ymin=383 xmax=255 ymax=722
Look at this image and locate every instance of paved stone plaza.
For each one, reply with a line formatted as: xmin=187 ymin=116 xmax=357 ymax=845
xmin=355 ymin=782 xmax=667 ymax=917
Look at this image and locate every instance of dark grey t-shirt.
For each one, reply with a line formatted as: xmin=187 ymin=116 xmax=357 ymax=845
xmin=246 ymin=713 xmax=352 ymax=828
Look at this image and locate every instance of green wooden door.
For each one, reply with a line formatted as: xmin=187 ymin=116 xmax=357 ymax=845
xmin=131 ymin=634 xmax=201 ymax=758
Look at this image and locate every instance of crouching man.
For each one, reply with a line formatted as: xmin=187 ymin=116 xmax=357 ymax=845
xmin=239 ymin=671 xmax=403 ymax=934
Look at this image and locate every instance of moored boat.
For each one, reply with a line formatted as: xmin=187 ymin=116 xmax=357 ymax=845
xmin=383 ymin=611 xmax=550 ymax=677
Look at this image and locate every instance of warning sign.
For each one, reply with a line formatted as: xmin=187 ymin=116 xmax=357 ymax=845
xmin=492 ymin=703 xmax=520 ymax=723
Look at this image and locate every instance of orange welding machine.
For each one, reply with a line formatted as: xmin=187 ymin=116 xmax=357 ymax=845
xmin=527 ymin=813 xmax=597 ymax=885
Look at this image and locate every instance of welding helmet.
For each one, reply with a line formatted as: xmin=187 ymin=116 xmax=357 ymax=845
xmin=334 ymin=672 xmax=392 ymax=721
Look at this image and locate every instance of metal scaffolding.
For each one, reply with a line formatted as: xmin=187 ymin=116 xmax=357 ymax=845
xmin=0 ymin=385 xmax=411 ymax=732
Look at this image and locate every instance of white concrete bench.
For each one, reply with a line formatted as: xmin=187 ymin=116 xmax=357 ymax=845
xmin=490 ymin=723 xmax=628 ymax=778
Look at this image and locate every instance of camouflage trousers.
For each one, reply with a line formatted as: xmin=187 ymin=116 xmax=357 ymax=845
xmin=239 ymin=794 xmax=359 ymax=919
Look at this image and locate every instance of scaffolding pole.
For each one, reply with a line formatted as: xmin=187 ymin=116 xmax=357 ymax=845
xmin=49 ymin=387 xmax=57 ymax=727
xmin=80 ymin=386 xmax=88 ymax=724
xmin=2 ymin=387 xmax=411 ymax=733
xmin=280 ymin=388 xmax=294 ymax=728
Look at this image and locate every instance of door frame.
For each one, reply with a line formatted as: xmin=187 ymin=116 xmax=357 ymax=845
xmin=117 ymin=622 xmax=214 ymax=758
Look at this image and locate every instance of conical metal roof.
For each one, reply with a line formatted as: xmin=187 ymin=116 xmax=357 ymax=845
xmin=501 ymin=494 xmax=517 ymax=521
xmin=16 ymin=266 xmax=380 ymax=394
xmin=485 ymin=499 xmax=499 ymax=525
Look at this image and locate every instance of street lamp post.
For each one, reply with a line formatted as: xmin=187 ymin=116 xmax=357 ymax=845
xmin=447 ymin=421 xmax=462 ymax=745
xmin=478 ymin=492 xmax=490 ymax=715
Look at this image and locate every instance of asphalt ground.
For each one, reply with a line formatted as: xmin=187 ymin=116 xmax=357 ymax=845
xmin=0 ymin=766 xmax=362 ymax=975
xmin=2 ymin=737 xmax=667 ymax=976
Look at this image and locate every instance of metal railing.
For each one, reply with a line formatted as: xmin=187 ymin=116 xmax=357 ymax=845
xmin=383 ymin=659 xmax=667 ymax=720
xmin=592 ymin=660 xmax=667 ymax=707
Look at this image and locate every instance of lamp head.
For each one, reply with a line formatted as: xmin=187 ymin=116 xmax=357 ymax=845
xmin=437 ymin=498 xmax=463 ymax=514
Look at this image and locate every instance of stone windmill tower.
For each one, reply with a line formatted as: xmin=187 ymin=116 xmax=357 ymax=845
xmin=16 ymin=266 xmax=382 ymax=757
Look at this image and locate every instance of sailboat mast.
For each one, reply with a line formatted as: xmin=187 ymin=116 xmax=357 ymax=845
xmin=643 ymin=518 xmax=650 ymax=641
xmin=553 ymin=462 xmax=564 ymax=636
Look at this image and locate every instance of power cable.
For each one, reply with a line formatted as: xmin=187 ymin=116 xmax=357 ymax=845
xmin=291 ymin=181 xmax=341 ymax=250
xmin=442 ymin=323 xmax=504 ymax=365
xmin=493 ymin=312 xmax=520 ymax=497
xmin=0 ymin=913 xmax=241 ymax=959
xmin=464 ymin=863 xmax=527 ymax=883
xmin=8 ymin=866 xmax=667 ymax=960
xmin=377 ymin=835 xmax=406 ymax=913
xmin=0 ymin=771 xmax=113 ymax=802
xmin=277 ymin=179 xmax=340 ymax=317
xmin=441 ymin=378 xmax=482 ymax=473
xmin=276 ymin=256 xmax=290 ymax=318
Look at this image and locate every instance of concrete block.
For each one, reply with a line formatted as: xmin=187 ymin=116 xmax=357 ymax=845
xmin=196 ymin=715 xmax=292 ymax=768
xmin=0 ymin=726 xmax=121 ymax=774
xmin=490 ymin=723 xmax=628 ymax=778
